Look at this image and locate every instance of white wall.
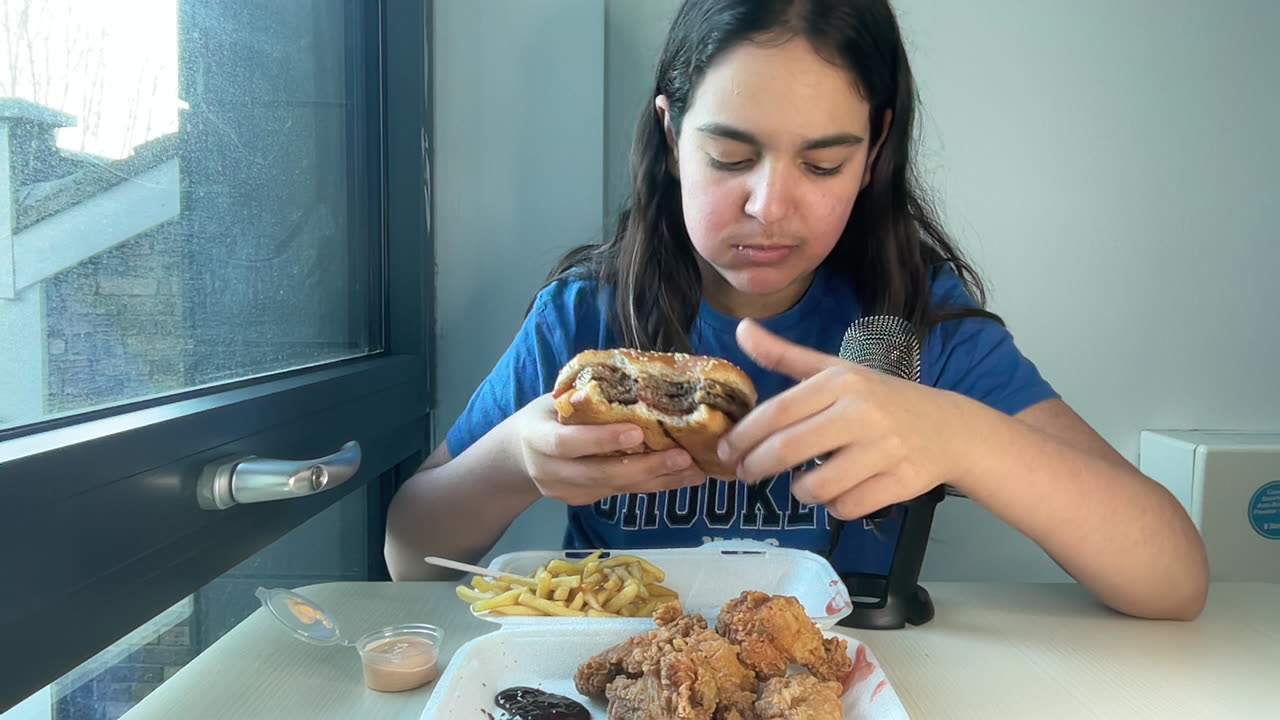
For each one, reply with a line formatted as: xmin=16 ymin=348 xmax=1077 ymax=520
xmin=435 ymin=0 xmax=1280 ymax=580
xmin=432 ymin=0 xmax=605 ymax=562
xmin=893 ymin=0 xmax=1280 ymax=580
xmin=433 ymin=0 xmax=605 ymax=431
xmin=603 ymin=0 xmax=681 ymax=223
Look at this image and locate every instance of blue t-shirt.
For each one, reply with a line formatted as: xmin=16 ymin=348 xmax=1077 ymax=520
xmin=445 ymin=263 xmax=1059 ymax=576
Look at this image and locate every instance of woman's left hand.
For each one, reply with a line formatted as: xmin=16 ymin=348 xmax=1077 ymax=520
xmin=717 ymin=319 xmax=978 ymax=520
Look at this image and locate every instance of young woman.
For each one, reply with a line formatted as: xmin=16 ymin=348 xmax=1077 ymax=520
xmin=386 ymin=0 xmax=1207 ymax=621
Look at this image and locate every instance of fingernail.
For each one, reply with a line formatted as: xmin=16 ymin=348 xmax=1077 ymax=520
xmin=668 ymin=452 xmax=692 ymax=471
xmin=717 ymin=440 xmax=731 ymax=462
xmin=620 ymin=429 xmax=644 ymax=447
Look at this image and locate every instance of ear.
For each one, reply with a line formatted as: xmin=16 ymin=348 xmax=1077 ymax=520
xmin=861 ymin=108 xmax=893 ymax=190
xmin=655 ymin=94 xmax=680 ymax=178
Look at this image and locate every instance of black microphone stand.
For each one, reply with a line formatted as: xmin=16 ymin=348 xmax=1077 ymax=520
xmin=829 ymin=485 xmax=947 ymax=630
xmin=826 ymin=314 xmax=946 ymax=629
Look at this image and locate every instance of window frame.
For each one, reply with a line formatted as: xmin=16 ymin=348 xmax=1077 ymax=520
xmin=0 ymin=0 xmax=434 ymax=710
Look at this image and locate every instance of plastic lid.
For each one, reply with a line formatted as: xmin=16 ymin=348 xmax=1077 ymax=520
xmin=255 ymin=587 xmax=346 ymax=646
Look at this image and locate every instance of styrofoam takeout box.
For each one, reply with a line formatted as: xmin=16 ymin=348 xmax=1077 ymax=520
xmin=475 ymin=539 xmax=854 ymax=629
xmin=419 ymin=625 xmax=908 ymax=719
xmin=430 ymin=539 xmax=906 ymax=718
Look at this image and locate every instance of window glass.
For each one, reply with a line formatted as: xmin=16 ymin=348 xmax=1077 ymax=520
xmin=0 ymin=0 xmax=381 ymax=432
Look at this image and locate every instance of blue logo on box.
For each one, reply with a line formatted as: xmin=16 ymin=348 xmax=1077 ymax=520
xmin=1248 ymin=481 xmax=1280 ymax=540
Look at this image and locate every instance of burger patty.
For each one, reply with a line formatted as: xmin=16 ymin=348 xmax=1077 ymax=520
xmin=576 ymin=364 xmax=752 ymax=421
xmin=692 ymin=382 xmax=753 ymax=422
xmin=577 ymin=364 xmax=638 ymax=404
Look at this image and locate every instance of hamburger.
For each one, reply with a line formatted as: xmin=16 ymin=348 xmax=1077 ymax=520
xmin=552 ymin=349 xmax=758 ymax=478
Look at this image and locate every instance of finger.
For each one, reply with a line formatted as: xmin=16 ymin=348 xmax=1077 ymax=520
xmin=529 ymin=417 xmax=648 ymax=459
xmin=720 ymin=368 xmax=847 ymax=473
xmin=552 ymin=468 xmax=707 ymax=507
xmin=789 ymin=443 xmax=895 ymax=505
xmin=613 ymin=466 xmax=708 ymax=495
xmin=825 ymin=473 xmax=907 ymax=521
xmin=736 ymin=318 xmax=844 ymax=382
xmin=536 ymin=446 xmax=695 ymax=488
xmin=607 ymin=447 xmax=697 ymax=483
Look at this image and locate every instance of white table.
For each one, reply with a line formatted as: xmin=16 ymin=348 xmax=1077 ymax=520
xmin=125 ymin=582 xmax=1279 ymax=719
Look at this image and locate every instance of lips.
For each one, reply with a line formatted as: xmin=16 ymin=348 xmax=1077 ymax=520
xmin=732 ymin=244 xmax=796 ymax=263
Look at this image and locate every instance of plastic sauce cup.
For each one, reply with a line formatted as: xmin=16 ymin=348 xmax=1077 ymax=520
xmin=356 ymin=624 xmax=443 ymax=692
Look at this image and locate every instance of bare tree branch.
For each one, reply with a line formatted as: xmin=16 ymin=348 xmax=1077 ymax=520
xmin=0 ymin=0 xmax=173 ymax=158
xmin=2 ymin=0 xmax=23 ymax=96
xmin=20 ymin=0 xmax=39 ymax=102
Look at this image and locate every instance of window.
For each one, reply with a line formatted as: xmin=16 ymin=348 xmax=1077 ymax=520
xmin=0 ymin=0 xmax=433 ymax=713
xmin=1 ymin=0 xmax=380 ymax=431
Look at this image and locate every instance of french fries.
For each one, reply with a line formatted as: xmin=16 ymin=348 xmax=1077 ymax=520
xmin=452 ymin=551 xmax=678 ymax=618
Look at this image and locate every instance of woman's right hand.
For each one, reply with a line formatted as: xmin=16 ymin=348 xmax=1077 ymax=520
xmin=507 ymin=394 xmax=708 ymax=506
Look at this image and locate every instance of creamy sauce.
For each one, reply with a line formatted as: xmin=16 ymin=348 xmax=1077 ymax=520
xmin=360 ymin=635 xmax=439 ymax=692
xmin=283 ymin=596 xmax=332 ymax=627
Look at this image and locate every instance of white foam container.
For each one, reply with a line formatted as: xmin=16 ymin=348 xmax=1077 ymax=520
xmin=419 ymin=625 xmax=908 ymax=719
xmin=429 ymin=540 xmax=906 ymax=718
xmin=476 ymin=539 xmax=854 ymax=629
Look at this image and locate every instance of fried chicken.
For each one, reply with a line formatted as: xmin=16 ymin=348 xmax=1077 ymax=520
xmin=754 ymin=674 xmax=844 ymax=720
xmin=574 ymin=601 xmax=710 ymax=697
xmin=605 ymin=651 xmax=719 ymax=720
xmin=654 ymin=598 xmax=685 ymax=625
xmin=716 ymin=591 xmax=853 ymax=684
xmin=575 ymin=593 xmax=853 ymax=720
xmin=713 ymin=689 xmax=761 ymax=720
xmin=578 ymin=602 xmax=759 ymax=719
xmin=684 ymin=627 xmax=758 ymax=698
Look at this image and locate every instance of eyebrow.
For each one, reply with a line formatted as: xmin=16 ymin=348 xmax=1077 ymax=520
xmin=695 ymin=122 xmax=864 ymax=151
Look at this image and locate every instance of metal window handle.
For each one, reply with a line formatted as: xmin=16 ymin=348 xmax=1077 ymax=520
xmin=197 ymin=441 xmax=362 ymax=510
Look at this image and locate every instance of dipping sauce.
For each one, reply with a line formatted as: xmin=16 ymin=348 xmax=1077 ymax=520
xmin=283 ymin=596 xmax=333 ymax=628
xmin=494 ymin=686 xmax=590 ymax=720
xmin=357 ymin=628 xmax=441 ymax=693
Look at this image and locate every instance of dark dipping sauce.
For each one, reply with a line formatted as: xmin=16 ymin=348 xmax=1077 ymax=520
xmin=494 ymin=686 xmax=590 ymax=720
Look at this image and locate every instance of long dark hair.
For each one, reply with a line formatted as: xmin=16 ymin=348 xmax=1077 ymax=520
xmin=544 ymin=0 xmax=1001 ymax=351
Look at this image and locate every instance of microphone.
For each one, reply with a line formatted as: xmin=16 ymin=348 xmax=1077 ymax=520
xmin=825 ymin=316 xmax=956 ymax=629
xmin=838 ymin=315 xmax=920 ymax=384
xmin=838 ymin=316 xmax=968 ymax=498
xmin=824 ymin=315 xmax=920 ymax=550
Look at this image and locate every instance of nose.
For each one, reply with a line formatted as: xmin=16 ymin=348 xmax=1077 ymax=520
xmin=744 ymin=161 xmax=795 ymax=225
